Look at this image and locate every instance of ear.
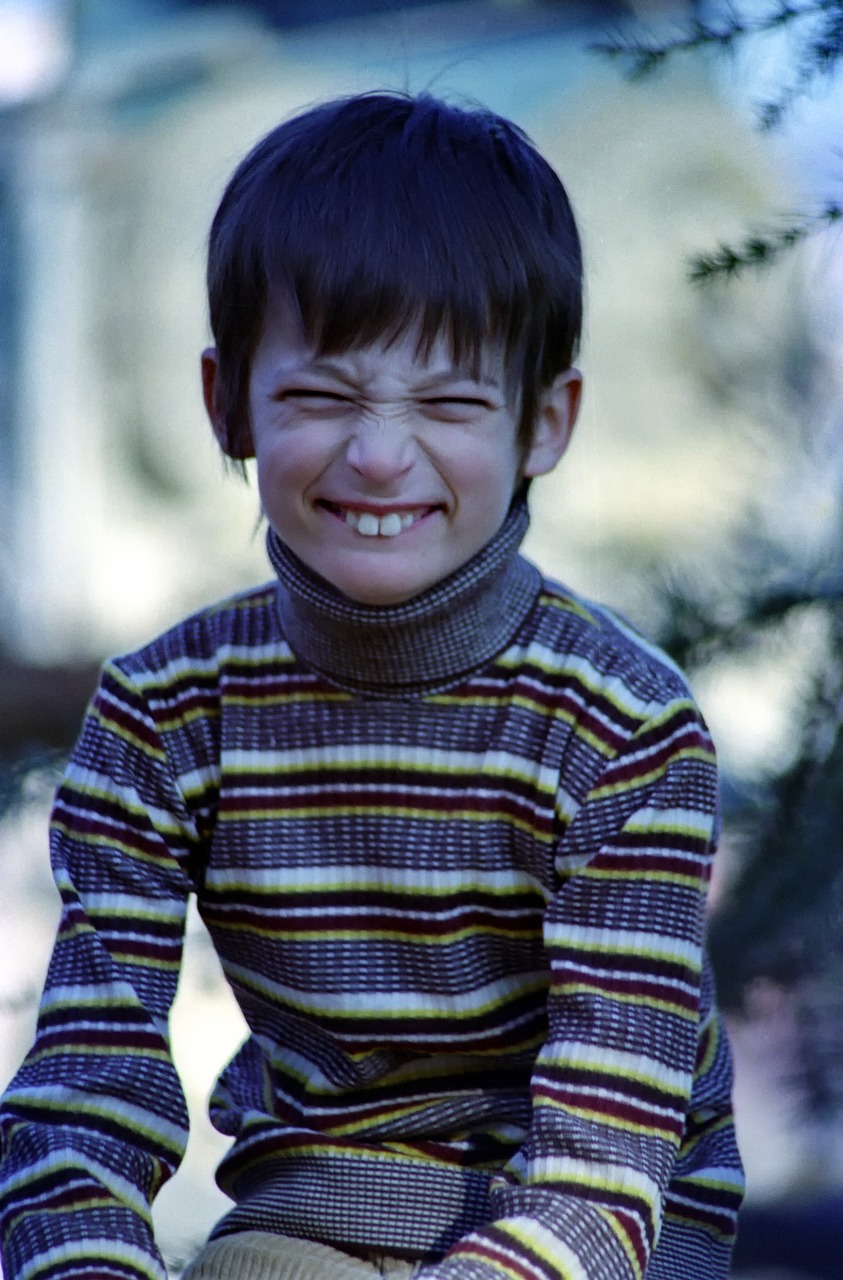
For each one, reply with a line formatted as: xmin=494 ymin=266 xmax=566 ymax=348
xmin=521 ymin=368 xmax=583 ymax=478
xmin=201 ymin=347 xmax=254 ymax=460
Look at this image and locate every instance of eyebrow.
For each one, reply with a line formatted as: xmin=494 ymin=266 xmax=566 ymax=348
xmin=414 ymin=369 xmax=503 ymax=392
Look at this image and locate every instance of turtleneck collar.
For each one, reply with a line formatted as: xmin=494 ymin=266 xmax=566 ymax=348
xmin=266 ymin=491 xmax=540 ymax=697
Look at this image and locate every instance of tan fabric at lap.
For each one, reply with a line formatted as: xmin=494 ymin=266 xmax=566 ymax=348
xmin=180 ymin=1231 xmax=422 ymax=1280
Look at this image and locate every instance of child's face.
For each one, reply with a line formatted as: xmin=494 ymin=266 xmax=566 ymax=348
xmin=203 ymin=306 xmax=580 ymax=606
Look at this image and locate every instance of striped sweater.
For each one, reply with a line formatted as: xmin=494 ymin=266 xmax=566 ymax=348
xmin=0 ymin=497 xmax=743 ymax=1280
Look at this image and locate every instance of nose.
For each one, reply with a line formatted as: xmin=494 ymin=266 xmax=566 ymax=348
xmin=344 ymin=412 xmax=416 ymax=482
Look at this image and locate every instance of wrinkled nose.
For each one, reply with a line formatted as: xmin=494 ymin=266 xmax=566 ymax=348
xmin=345 ymin=415 xmax=415 ymax=482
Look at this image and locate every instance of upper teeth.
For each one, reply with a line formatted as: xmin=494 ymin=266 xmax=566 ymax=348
xmin=343 ymin=509 xmax=421 ymax=538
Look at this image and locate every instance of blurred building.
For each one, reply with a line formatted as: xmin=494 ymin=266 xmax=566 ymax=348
xmin=0 ymin=0 xmax=836 ymax=788
xmin=2 ymin=1 xmax=843 ymax=1271
xmin=0 ymin=0 xmax=642 ymax=663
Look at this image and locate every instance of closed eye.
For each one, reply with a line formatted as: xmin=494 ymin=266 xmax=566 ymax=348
xmin=279 ymin=388 xmax=353 ymax=403
xmin=420 ymin=396 xmax=497 ymax=419
xmin=428 ymin=396 xmax=488 ymax=405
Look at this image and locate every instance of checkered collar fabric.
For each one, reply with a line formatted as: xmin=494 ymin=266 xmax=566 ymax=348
xmin=266 ymin=488 xmax=539 ymax=696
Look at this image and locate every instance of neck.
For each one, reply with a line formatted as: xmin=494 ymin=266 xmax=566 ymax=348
xmin=266 ymin=493 xmax=539 ymax=696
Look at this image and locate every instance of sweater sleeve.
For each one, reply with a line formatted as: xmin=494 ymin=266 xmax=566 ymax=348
xmin=0 ymin=659 xmax=208 ymax=1280
xmin=426 ymin=695 xmax=743 ymax=1280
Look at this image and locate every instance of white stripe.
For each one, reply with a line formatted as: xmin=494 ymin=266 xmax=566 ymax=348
xmin=212 ymin=899 xmax=542 ymax=922
xmin=505 ymin=638 xmax=666 ymax=718
xmin=538 ymin=1040 xmax=690 ymax=1093
xmin=124 ymin=638 xmax=290 ymax=689
xmin=22 ymin=1085 xmax=186 ymax=1151
xmin=207 ymin=863 xmax=544 ymax=892
xmin=552 ymin=961 xmax=698 ymax=1002
xmin=504 ymin=1216 xmax=592 ymax=1280
xmin=20 ymin=1237 xmax=163 ymax=1280
xmin=545 ymin=924 xmax=701 ymax=967
xmin=178 ymin=762 xmax=221 ymax=794
xmin=38 ymin=983 xmax=144 ymax=1008
xmin=555 ymin=785 xmax=582 ymax=826
xmin=527 ymin=1154 xmax=660 ymax=1204
xmin=624 ymin=806 xmax=713 ymax=838
xmin=605 ymin=720 xmax=710 ymax=779
xmin=62 ymin=891 xmax=184 ymax=920
xmin=57 ymin=772 xmax=196 ymax=839
xmin=227 ymin=960 xmax=546 ymax=1017
xmin=221 ymin=743 xmax=559 ymax=785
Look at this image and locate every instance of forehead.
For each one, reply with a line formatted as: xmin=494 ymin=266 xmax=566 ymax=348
xmin=253 ymin=297 xmax=507 ymax=386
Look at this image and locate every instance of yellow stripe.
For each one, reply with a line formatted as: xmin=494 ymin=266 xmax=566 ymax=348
xmin=531 ymin=1095 xmax=681 ymax=1143
xmin=594 ymin=1205 xmax=644 ymax=1277
xmin=88 ymin=704 xmax=166 ymax=761
xmin=589 ymin=748 xmax=715 ymax=800
xmin=216 ymin=804 xmax=554 ymax=840
xmin=51 ymin=821 xmax=181 ymax=870
xmin=551 ymin=982 xmax=698 ymax=1021
xmin=29 ymin=1043 xmax=170 ymax=1066
xmin=212 ymin=921 xmax=538 ymax=945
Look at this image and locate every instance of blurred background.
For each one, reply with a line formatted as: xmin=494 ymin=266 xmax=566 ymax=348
xmin=1 ymin=1 xmax=842 ymax=1276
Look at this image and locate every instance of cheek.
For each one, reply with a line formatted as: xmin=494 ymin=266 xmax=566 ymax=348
xmin=468 ymin=444 xmax=523 ymax=502
xmin=256 ymin=434 xmax=310 ymax=489
xmin=433 ymin=428 xmax=519 ymax=484
xmin=254 ymin=446 xmax=304 ymax=527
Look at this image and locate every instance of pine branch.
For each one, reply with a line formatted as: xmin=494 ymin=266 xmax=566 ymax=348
xmin=0 ymin=749 xmax=60 ymax=820
xmin=593 ymin=15 xmax=747 ymax=78
xmin=809 ymin=3 xmax=843 ymax=71
xmin=594 ymin=1 xmax=843 ymax=125
xmin=756 ymin=4 xmax=843 ymax=125
xmin=692 ymin=591 xmax=843 ymax=1008
xmin=709 ymin=674 xmax=843 ymax=1006
xmin=596 ymin=3 xmax=843 ymax=276
xmin=687 ymin=203 xmax=843 ymax=281
xmin=593 ymin=1 xmax=839 ymax=76
xmin=656 ymin=578 xmax=843 ymax=669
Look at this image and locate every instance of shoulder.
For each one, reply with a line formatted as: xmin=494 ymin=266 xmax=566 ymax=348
xmin=520 ymin=570 xmax=701 ymax=727
xmin=525 ymin=578 xmax=717 ymax=827
xmin=91 ymin=582 xmax=283 ymax=728
xmin=76 ymin=583 xmax=283 ymax=771
xmin=108 ymin=582 xmax=280 ymax=682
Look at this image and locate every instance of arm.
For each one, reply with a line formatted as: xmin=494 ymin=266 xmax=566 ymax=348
xmin=0 ymin=660 xmax=209 ymax=1280
xmin=429 ymin=697 xmax=742 ymax=1280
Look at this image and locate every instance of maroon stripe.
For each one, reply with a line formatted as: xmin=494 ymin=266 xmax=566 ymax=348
xmin=35 ymin=1028 xmax=164 ymax=1053
xmin=204 ymin=903 xmax=542 ymax=928
xmin=534 ymin=1083 xmax=685 ymax=1138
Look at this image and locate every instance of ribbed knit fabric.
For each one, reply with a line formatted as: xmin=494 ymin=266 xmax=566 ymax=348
xmin=181 ymin=1231 xmax=420 ymax=1280
xmin=266 ymin=492 xmax=539 ymax=695
xmin=0 ymin=497 xmax=744 ymax=1280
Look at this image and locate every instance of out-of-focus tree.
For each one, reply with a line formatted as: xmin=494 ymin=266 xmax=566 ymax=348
xmin=596 ymin=0 xmax=843 ymax=278
xmin=598 ymin=0 xmax=843 ymax=1138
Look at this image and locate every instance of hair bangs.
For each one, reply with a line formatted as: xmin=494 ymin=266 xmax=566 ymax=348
xmin=207 ymin=91 xmax=583 ymax=456
xmin=257 ymin=141 xmax=535 ymax=398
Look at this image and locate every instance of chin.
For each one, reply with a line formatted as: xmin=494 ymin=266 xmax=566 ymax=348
xmin=272 ymin=529 xmax=437 ymax=604
xmin=329 ymin=565 xmax=435 ymax=607
xmin=336 ymin=580 xmax=424 ymax=607
xmin=303 ymin=546 xmax=447 ymax=607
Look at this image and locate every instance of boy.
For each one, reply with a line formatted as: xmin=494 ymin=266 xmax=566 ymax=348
xmin=0 ymin=92 xmax=743 ymax=1280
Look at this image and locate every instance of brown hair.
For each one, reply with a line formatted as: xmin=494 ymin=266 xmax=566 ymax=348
xmin=207 ymin=90 xmax=583 ymax=457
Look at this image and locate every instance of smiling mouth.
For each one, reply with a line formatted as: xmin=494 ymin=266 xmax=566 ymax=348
xmin=319 ymin=502 xmax=438 ymax=538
